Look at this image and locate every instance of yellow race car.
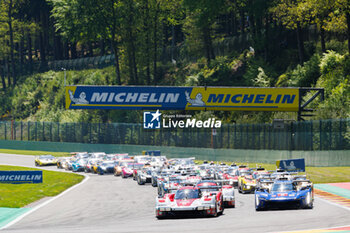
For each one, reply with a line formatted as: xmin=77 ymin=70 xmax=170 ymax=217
xmin=35 ymin=155 xmax=57 ymax=166
xmin=238 ymin=167 xmax=269 ymax=194
xmin=238 ymin=168 xmax=256 ymax=194
xmin=91 ymin=161 xmax=102 ymax=174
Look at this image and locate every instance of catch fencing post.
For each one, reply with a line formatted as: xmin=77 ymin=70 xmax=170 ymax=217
xmin=319 ymin=120 xmax=322 ymax=150
xmin=28 ymin=122 xmax=30 ymax=141
xmin=98 ymin=123 xmax=101 ymax=143
xmin=233 ymin=123 xmax=237 ymax=149
xmin=57 ymin=122 xmax=60 ymax=142
xmin=81 ymin=123 xmax=83 ymax=143
xmin=13 ymin=121 xmax=16 ymax=140
xmin=227 ymin=124 xmax=230 ymax=149
xmin=310 ymin=121 xmax=313 ymax=150
xmin=220 ymin=126 xmax=223 ymax=148
xmin=329 ymin=120 xmax=332 ymax=150
xmin=73 ymin=122 xmax=76 ymax=142
xmin=89 ymin=123 xmax=92 ymax=143
xmin=339 ymin=119 xmax=343 ymax=148
xmin=35 ymin=122 xmax=37 ymax=141
xmin=50 ymin=122 xmax=52 ymax=142
xmin=290 ymin=121 xmax=294 ymax=151
xmin=21 ymin=121 xmax=23 ymax=141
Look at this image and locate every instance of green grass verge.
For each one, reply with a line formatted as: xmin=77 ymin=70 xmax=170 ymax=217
xmin=0 ymin=165 xmax=84 ymax=208
xmin=195 ymin=160 xmax=350 ymax=184
xmin=0 ymin=149 xmax=70 ymax=157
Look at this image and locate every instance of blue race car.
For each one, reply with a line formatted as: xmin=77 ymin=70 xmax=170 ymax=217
xmin=71 ymin=159 xmax=88 ymax=172
xmin=96 ymin=161 xmax=116 ymax=175
xmin=255 ymin=178 xmax=313 ymax=211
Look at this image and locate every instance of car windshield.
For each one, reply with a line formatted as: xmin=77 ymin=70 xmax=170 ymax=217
xmin=132 ymin=164 xmax=144 ymax=169
xmin=271 ymin=183 xmax=294 ymax=192
xmin=227 ymin=168 xmax=238 ymax=175
xmin=102 ymin=163 xmax=112 ymax=166
xmin=120 ymin=162 xmax=131 ymax=167
xmin=78 ymin=159 xmax=87 ymax=164
xmin=40 ymin=155 xmax=55 ymax=159
xmin=175 ymin=189 xmax=199 ymax=200
xmin=200 ymin=188 xmax=219 ymax=192
xmin=239 ymin=171 xmax=251 ymax=176
xmin=176 ymin=159 xmax=194 ymax=166
xmin=136 ymin=157 xmax=151 ymax=163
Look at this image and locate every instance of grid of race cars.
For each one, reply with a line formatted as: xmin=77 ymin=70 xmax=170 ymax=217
xmin=34 ymin=152 xmax=314 ymax=219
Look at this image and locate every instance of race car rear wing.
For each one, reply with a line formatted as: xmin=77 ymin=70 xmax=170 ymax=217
xmin=200 ymin=180 xmax=235 ymax=187
xmin=292 ymin=175 xmax=307 ymax=180
xmin=293 ymin=179 xmax=313 ymax=190
xmin=256 ymin=180 xmax=274 ymax=191
xmin=293 ymin=179 xmax=312 ymax=184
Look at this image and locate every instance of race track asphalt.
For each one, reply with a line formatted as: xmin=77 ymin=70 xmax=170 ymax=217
xmin=0 ymin=153 xmax=349 ymax=233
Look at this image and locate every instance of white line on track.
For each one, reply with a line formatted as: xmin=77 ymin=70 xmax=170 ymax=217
xmin=275 ymin=224 xmax=350 ymax=233
xmin=275 ymin=197 xmax=350 ymax=233
xmin=315 ymin=196 xmax=350 ymax=211
xmin=0 ymin=163 xmax=89 ymax=231
xmin=0 ymin=153 xmax=35 ymax=158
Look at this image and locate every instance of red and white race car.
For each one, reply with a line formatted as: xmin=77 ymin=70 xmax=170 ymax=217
xmin=155 ymin=186 xmax=224 ymax=219
xmin=196 ymin=180 xmax=235 ymax=207
xmin=222 ymin=167 xmax=239 ymax=188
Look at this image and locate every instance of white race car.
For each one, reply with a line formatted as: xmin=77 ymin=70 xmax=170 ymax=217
xmin=155 ymin=186 xmax=224 ymax=219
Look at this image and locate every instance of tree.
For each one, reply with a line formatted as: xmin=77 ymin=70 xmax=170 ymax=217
xmin=324 ymin=0 xmax=350 ymax=54
xmin=49 ymin=0 xmax=123 ymax=84
xmin=272 ymin=0 xmax=313 ymax=64
xmin=183 ymin=0 xmax=226 ymax=63
xmin=0 ymin=0 xmax=37 ymax=87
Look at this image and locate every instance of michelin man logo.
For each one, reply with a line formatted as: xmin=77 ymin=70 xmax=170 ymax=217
xmin=283 ymin=161 xmax=296 ymax=171
xmin=69 ymin=90 xmax=89 ymax=104
xmin=185 ymin=91 xmax=205 ymax=107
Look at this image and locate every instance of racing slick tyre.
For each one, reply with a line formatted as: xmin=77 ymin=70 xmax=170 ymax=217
xmin=238 ymin=184 xmax=242 ymax=193
xmin=137 ymin=176 xmax=145 ymax=185
xmin=212 ymin=205 xmax=218 ymax=217
xmin=157 ymin=187 xmax=163 ymax=197
xmin=219 ymin=198 xmax=224 ymax=215
xmin=121 ymin=173 xmax=127 ymax=179
xmin=304 ymin=192 xmax=314 ymax=209
xmin=255 ymin=195 xmax=264 ymax=211
xmin=151 ymin=178 xmax=157 ymax=187
xmin=35 ymin=162 xmax=39 ymax=166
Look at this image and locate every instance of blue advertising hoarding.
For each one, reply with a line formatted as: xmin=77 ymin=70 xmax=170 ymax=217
xmin=0 ymin=171 xmax=43 ymax=184
xmin=276 ymin=158 xmax=305 ymax=172
xmin=65 ymin=86 xmax=300 ymax=111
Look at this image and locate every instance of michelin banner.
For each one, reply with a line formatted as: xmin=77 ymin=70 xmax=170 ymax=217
xmin=0 ymin=171 xmax=43 ymax=184
xmin=66 ymin=86 xmax=299 ymax=111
